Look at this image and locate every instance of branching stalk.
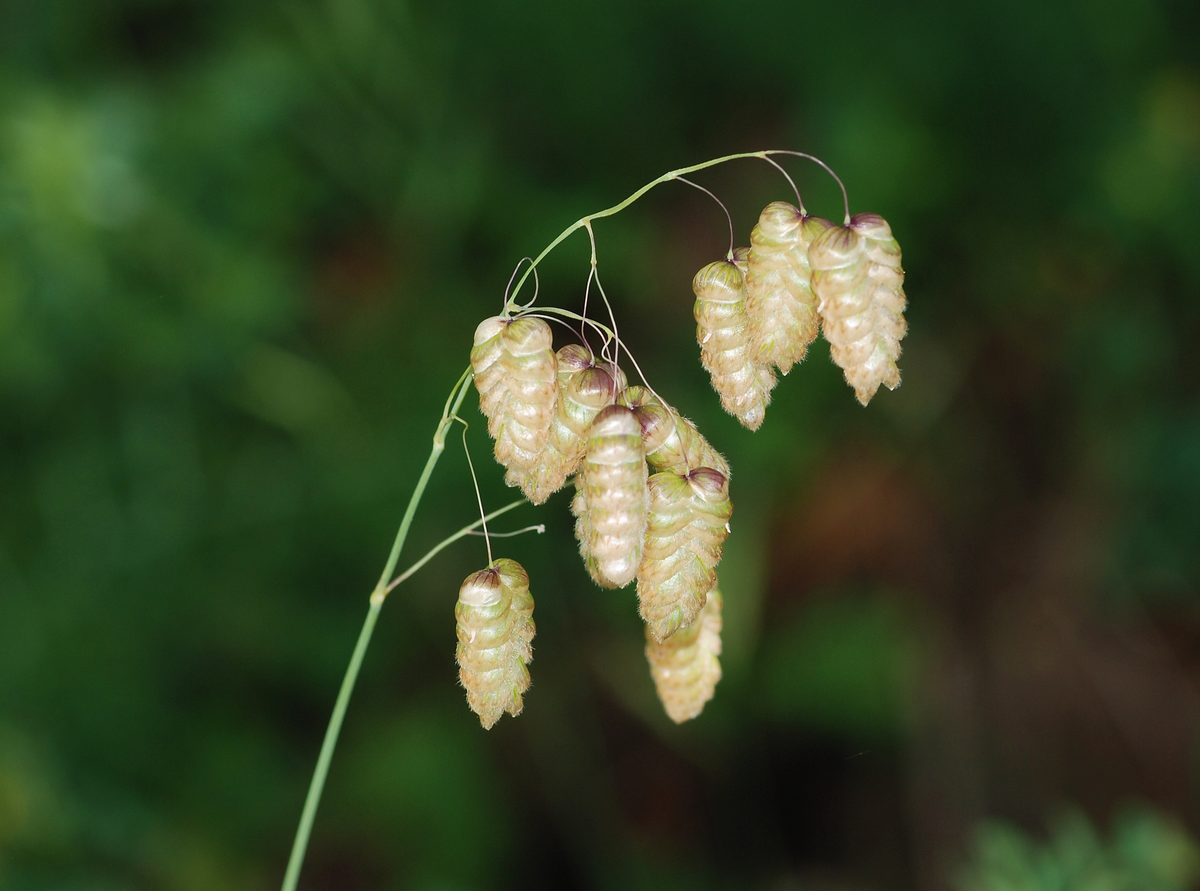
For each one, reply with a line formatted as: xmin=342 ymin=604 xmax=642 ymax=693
xmin=282 ymin=148 xmax=850 ymax=890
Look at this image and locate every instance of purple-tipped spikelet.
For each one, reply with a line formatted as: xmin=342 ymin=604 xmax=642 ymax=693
xmin=617 ymin=386 xmax=729 ymax=479
xmin=731 ymin=245 xmax=751 ymax=277
xmin=637 ymin=468 xmax=732 ymax=642
xmin=692 ymin=260 xmax=775 ymax=430
xmin=470 ymin=316 xmax=559 ymax=503
xmin=808 ymin=213 xmax=907 ymax=406
xmin=645 ymin=587 xmax=723 ymax=723
xmin=746 ymin=202 xmax=834 ymax=374
xmin=543 ymin=345 xmax=627 ymax=497
xmin=572 ymin=404 xmax=648 ymax=588
xmin=455 ymin=558 xmax=536 ymax=729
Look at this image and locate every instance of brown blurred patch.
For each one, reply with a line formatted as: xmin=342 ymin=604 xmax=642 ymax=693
xmin=766 ymin=445 xmax=952 ymax=614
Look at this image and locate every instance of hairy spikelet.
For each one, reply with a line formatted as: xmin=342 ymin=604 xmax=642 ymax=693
xmin=455 ymin=558 xmax=536 ymax=729
xmin=809 ymin=213 xmax=907 ymax=405
xmin=542 ymin=345 xmax=627 ymax=496
xmin=692 ymin=260 xmax=775 ymax=430
xmin=617 ymin=386 xmax=729 ymax=478
xmin=646 ymin=587 xmax=723 ymax=723
xmin=573 ymin=405 xmax=648 ymax=588
xmin=746 ymin=202 xmax=835 ymax=374
xmin=470 ymin=316 xmax=559 ymax=503
xmin=637 ymin=468 xmax=732 ymax=642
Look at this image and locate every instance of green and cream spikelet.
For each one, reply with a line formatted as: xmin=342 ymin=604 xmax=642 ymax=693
xmin=470 ymin=316 xmax=559 ymax=503
xmin=645 ymin=587 xmax=723 ymax=723
xmin=637 ymin=468 xmax=731 ymax=642
xmin=572 ymin=404 xmax=648 ymax=588
xmin=618 ymin=386 xmax=729 ymax=479
xmin=454 ymin=558 xmax=536 ymax=729
xmin=809 ymin=213 xmax=907 ymax=405
xmin=746 ymin=202 xmax=834 ymax=374
xmin=692 ymin=260 xmax=775 ymax=431
xmin=543 ymin=345 xmax=627 ymax=496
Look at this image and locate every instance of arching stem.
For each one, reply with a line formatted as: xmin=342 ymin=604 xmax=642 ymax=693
xmin=282 ymin=365 xmax=477 ymax=891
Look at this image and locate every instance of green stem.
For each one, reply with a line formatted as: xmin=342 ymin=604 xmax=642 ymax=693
xmin=385 ymin=499 xmax=524 ymax=595
xmin=508 ymin=150 xmax=767 ymax=307
xmin=281 ymin=365 xmax=474 ymax=891
xmin=281 ymin=598 xmax=380 ymax=891
xmin=375 ymin=368 xmax=473 ymax=591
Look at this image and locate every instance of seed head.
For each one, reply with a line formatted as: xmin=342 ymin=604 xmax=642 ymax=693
xmin=692 ymin=260 xmax=775 ymax=431
xmin=572 ymin=404 xmax=648 ymax=588
xmin=470 ymin=316 xmax=560 ymax=502
xmin=637 ymin=468 xmax=732 ymax=642
xmin=645 ymin=587 xmax=723 ymax=723
xmin=809 ymin=213 xmax=907 ymax=405
xmin=455 ymin=558 xmax=536 ymax=729
xmin=745 ymin=202 xmax=834 ymax=374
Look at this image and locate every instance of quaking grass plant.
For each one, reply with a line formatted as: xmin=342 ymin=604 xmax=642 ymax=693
xmin=280 ymin=150 xmax=909 ymax=890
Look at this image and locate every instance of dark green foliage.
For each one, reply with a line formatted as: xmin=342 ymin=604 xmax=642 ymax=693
xmin=1 ymin=0 xmax=1199 ymax=888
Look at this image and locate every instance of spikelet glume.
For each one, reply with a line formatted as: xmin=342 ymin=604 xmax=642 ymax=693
xmin=637 ymin=468 xmax=731 ymax=642
xmin=692 ymin=260 xmax=775 ymax=431
xmin=574 ymin=404 xmax=648 ymax=588
xmin=809 ymin=213 xmax=907 ymax=406
xmin=745 ymin=202 xmax=834 ymax=374
xmin=646 ymin=587 xmax=723 ymax=723
xmin=455 ymin=558 xmax=536 ymax=729
xmin=470 ymin=316 xmax=560 ymax=503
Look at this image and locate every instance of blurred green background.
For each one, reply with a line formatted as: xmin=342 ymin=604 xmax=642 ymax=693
xmin=2 ymin=0 xmax=1200 ymax=889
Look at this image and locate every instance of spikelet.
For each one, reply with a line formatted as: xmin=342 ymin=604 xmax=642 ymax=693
xmin=692 ymin=260 xmax=775 ymax=431
xmin=470 ymin=316 xmax=559 ymax=503
xmin=637 ymin=468 xmax=732 ymax=642
xmin=617 ymin=386 xmax=729 ymax=479
xmin=573 ymin=405 xmax=648 ymax=588
xmin=454 ymin=558 xmax=536 ymax=729
xmin=542 ymin=345 xmax=627 ymax=496
xmin=809 ymin=213 xmax=907 ymax=406
xmin=646 ymin=587 xmax=723 ymax=723
xmin=746 ymin=202 xmax=835 ymax=374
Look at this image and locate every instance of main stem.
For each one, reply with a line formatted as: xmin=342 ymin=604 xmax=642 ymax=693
xmin=281 ymin=369 xmax=473 ymax=891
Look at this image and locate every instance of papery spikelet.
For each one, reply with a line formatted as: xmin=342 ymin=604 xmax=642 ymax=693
xmin=617 ymin=386 xmax=729 ymax=479
xmin=574 ymin=405 xmax=648 ymax=588
xmin=646 ymin=587 xmax=723 ymax=723
xmin=637 ymin=468 xmax=732 ymax=642
xmin=454 ymin=558 xmax=536 ymax=729
xmin=746 ymin=202 xmax=835 ymax=374
xmin=692 ymin=260 xmax=775 ymax=431
xmin=470 ymin=316 xmax=559 ymax=502
xmin=542 ymin=345 xmax=627 ymax=495
xmin=809 ymin=213 xmax=907 ymax=406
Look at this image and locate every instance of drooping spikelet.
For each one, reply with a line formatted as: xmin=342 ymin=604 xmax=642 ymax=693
xmin=572 ymin=405 xmax=648 ymax=588
xmin=470 ymin=316 xmax=559 ymax=503
xmin=692 ymin=260 xmax=775 ymax=431
xmin=617 ymin=386 xmax=729 ymax=479
xmin=637 ymin=468 xmax=732 ymax=642
xmin=646 ymin=587 xmax=723 ymax=723
xmin=542 ymin=345 xmax=627 ymax=496
xmin=745 ymin=202 xmax=835 ymax=374
xmin=455 ymin=558 xmax=536 ymax=729
xmin=809 ymin=213 xmax=907 ymax=406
